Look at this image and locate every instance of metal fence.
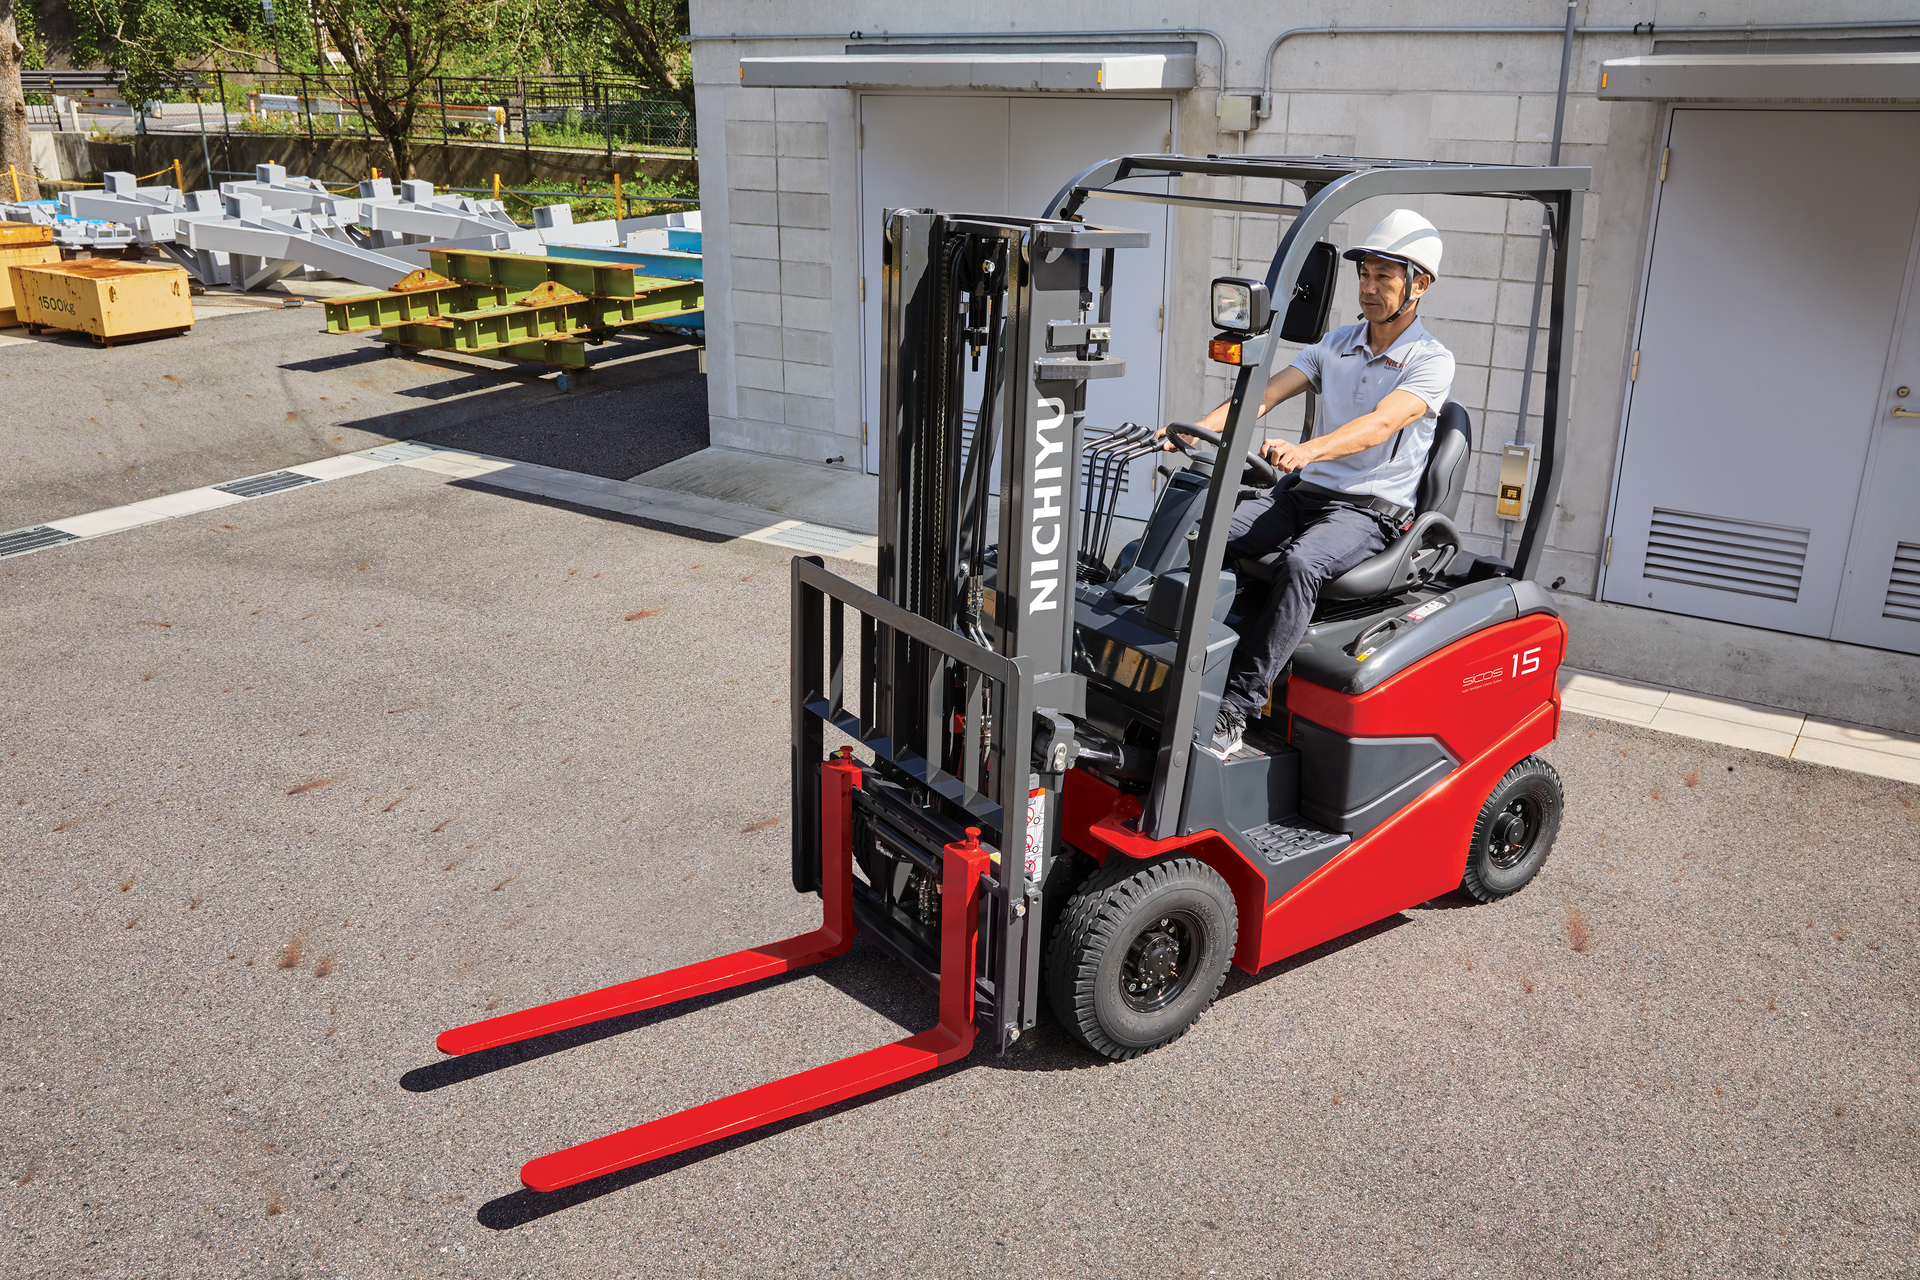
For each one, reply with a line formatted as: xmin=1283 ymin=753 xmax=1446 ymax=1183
xmin=159 ymin=71 xmax=695 ymax=158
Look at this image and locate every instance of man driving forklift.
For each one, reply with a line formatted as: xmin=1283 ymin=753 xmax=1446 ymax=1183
xmin=1173 ymin=209 xmax=1455 ymax=755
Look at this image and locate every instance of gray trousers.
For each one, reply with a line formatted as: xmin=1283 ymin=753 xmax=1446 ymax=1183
xmin=1222 ymin=488 xmax=1391 ymax=714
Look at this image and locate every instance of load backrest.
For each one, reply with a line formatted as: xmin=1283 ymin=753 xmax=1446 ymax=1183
xmin=1416 ymin=401 xmax=1472 ymax=518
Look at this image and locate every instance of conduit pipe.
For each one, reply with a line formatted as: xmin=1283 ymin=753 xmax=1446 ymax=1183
xmin=1505 ymin=0 xmax=1582 ymax=557
xmin=1258 ymin=17 xmax=1920 ymax=111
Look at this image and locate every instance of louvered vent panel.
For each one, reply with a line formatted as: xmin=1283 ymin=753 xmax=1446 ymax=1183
xmin=1885 ymin=542 xmax=1920 ymax=622
xmin=1643 ymin=508 xmax=1809 ymax=602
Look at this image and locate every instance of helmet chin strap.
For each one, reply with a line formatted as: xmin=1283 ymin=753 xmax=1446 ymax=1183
xmin=1359 ymin=268 xmax=1428 ymax=324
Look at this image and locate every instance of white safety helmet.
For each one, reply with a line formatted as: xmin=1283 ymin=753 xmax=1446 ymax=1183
xmin=1343 ymin=209 xmax=1444 ymax=282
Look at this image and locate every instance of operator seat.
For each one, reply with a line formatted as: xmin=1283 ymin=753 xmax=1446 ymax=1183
xmin=1237 ymin=400 xmax=1473 ymax=601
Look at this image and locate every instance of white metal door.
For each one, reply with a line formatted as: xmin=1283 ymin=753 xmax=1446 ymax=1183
xmin=1603 ymin=109 xmax=1920 ymax=640
xmin=856 ymin=95 xmax=1009 ymax=474
xmin=857 ymin=93 xmax=1171 ymax=512
xmin=1831 ymin=226 xmax=1920 ymax=654
xmin=1007 ymin=96 xmax=1171 ymax=521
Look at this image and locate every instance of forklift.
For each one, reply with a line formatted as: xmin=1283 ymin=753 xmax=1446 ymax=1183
xmin=436 ymin=154 xmax=1587 ymax=1191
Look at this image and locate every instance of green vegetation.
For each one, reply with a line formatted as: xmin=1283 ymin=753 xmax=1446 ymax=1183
xmin=35 ymin=0 xmax=691 ymax=176
xmin=492 ymin=172 xmax=698 ymax=223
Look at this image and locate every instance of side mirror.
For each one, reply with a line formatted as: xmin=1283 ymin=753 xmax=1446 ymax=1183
xmin=1277 ymin=240 xmax=1338 ymax=345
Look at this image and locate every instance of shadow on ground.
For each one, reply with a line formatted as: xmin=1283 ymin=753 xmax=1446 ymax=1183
xmin=331 ymin=331 xmax=709 ymax=481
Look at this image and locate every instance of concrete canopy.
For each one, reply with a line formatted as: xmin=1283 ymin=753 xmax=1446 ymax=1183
xmin=1599 ymin=51 xmax=1920 ymax=102
xmin=737 ymin=53 xmax=1196 ymax=92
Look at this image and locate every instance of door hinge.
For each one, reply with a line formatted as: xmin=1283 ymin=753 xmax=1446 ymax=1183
xmin=858 ymin=122 xmax=864 ymax=149
xmin=1604 ymin=535 xmax=1613 ymax=566
xmin=1629 ymin=349 xmax=1639 ymax=381
xmin=1158 ymin=304 xmax=1165 ymax=332
xmin=1658 ymin=147 xmax=1669 ymax=182
xmin=1164 ymin=132 xmax=1173 ymax=153
xmin=860 ymin=276 xmax=866 ymax=302
xmin=860 ymin=420 xmax=868 ymax=450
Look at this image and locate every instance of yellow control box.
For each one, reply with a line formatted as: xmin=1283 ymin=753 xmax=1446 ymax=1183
xmin=0 ymin=223 xmax=61 ymax=328
xmin=7 ymin=259 xmax=193 ymax=345
xmin=1496 ymin=443 xmax=1535 ymax=518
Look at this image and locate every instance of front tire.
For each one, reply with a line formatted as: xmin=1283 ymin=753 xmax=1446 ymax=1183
xmin=1046 ymin=856 xmax=1238 ymax=1060
xmin=1460 ymin=755 xmax=1563 ymax=902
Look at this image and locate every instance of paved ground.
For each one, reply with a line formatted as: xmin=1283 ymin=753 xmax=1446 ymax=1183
xmin=3 ymin=322 xmax=1919 ymax=1278
xmin=0 ymin=302 xmax=707 ymax=531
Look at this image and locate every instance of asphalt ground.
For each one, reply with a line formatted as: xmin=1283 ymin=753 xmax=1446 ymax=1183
xmin=0 ymin=302 xmax=708 ymax=531
xmin=2 ymin=321 xmax=1919 ymax=1278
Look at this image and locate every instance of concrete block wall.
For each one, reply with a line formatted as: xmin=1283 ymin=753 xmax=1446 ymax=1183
xmin=698 ymin=74 xmax=865 ymax=472
xmin=1192 ymin=86 xmax=1611 ymax=586
xmin=693 ymin=0 xmax=1897 ymax=601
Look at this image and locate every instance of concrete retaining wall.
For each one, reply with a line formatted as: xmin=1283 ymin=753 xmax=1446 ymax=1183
xmin=28 ymin=132 xmax=91 ymax=183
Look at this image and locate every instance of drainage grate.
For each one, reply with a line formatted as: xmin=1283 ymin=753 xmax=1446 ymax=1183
xmin=1885 ymin=542 xmax=1920 ymax=623
xmin=356 ymin=441 xmax=440 ymax=463
xmin=0 ymin=525 xmax=82 ymax=558
xmin=213 ymin=471 xmax=322 ymax=499
xmin=1644 ymin=507 xmax=1810 ymax=602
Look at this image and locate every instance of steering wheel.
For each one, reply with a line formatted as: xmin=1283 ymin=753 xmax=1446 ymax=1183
xmin=1163 ymin=422 xmax=1282 ymax=488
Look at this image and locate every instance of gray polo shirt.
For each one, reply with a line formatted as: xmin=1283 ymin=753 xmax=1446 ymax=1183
xmin=1285 ymin=318 xmax=1455 ymax=510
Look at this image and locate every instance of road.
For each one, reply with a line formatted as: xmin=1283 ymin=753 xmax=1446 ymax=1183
xmin=1 ymin=310 xmax=1917 ymax=1279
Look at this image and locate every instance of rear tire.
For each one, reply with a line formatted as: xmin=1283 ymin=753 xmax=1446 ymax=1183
xmin=1460 ymin=755 xmax=1563 ymax=902
xmin=1046 ymin=856 xmax=1237 ymax=1060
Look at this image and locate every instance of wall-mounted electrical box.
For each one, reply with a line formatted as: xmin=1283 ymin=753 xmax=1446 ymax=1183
xmin=1496 ymin=443 xmax=1535 ymax=518
xmin=1216 ymin=95 xmax=1255 ymax=133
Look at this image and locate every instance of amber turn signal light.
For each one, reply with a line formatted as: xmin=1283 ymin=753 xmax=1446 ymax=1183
xmin=1209 ymin=336 xmax=1247 ymax=364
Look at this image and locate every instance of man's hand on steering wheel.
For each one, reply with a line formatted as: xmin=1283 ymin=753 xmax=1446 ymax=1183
xmin=1260 ymin=437 xmax=1319 ymax=476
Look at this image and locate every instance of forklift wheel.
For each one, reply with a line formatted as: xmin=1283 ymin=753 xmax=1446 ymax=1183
xmin=1046 ymin=856 xmax=1238 ymax=1061
xmin=1460 ymin=756 xmax=1564 ymax=903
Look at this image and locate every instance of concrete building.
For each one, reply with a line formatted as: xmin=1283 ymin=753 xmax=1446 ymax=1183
xmin=683 ymin=1 xmax=1920 ymax=730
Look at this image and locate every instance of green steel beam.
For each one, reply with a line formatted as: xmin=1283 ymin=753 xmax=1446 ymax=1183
xmin=428 ymin=249 xmax=648 ymax=300
xmin=325 ymin=275 xmax=701 ymax=336
xmin=382 ymin=283 xmax=702 ymax=353
xmin=382 ymin=322 xmax=590 ymax=367
xmin=324 ymin=285 xmax=463 ymax=334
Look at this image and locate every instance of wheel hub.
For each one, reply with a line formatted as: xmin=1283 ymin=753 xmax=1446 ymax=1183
xmin=1488 ymin=801 xmax=1535 ymax=870
xmin=1121 ymin=914 xmax=1199 ymax=1013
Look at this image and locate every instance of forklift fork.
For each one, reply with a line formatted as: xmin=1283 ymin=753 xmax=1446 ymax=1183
xmin=436 ymin=751 xmax=992 ymax=1192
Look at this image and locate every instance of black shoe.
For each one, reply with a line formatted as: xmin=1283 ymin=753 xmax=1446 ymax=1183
xmin=1211 ymin=702 xmax=1247 ymax=756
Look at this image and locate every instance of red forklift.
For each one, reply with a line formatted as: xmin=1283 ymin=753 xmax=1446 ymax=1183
xmin=437 ymin=154 xmax=1587 ymax=1191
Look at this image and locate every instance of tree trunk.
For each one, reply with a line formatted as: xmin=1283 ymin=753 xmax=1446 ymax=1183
xmin=386 ymin=129 xmax=411 ymax=182
xmin=0 ymin=0 xmax=40 ymax=202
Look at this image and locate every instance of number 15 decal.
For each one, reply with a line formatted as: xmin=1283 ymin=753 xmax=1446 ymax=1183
xmin=1512 ymin=647 xmax=1542 ymax=677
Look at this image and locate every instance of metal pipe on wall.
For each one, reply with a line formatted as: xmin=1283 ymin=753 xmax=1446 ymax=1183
xmin=1504 ymin=0 xmax=1581 ymax=558
xmin=1258 ymin=17 xmax=1920 ymax=110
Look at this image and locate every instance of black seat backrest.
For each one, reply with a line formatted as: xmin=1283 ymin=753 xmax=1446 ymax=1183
xmin=1416 ymin=401 xmax=1472 ymax=518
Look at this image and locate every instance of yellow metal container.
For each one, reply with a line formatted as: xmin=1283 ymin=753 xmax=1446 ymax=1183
xmin=8 ymin=260 xmax=193 ymax=345
xmin=0 ymin=223 xmax=61 ymax=328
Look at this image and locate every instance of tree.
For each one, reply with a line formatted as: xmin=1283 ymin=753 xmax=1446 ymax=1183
xmin=579 ymin=0 xmax=688 ymax=112
xmin=1 ymin=0 xmax=37 ymax=200
xmin=69 ymin=0 xmax=259 ymax=108
xmin=303 ymin=0 xmax=509 ymax=181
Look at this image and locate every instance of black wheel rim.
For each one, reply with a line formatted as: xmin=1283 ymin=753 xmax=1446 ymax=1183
xmin=1487 ymin=796 xmax=1540 ymax=870
xmin=1120 ymin=910 xmax=1202 ymax=1013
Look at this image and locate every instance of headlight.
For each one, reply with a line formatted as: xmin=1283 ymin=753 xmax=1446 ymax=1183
xmin=1210 ymin=276 xmax=1271 ymax=334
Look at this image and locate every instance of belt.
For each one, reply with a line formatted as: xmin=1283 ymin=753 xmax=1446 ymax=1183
xmin=1290 ymin=479 xmax=1414 ymax=527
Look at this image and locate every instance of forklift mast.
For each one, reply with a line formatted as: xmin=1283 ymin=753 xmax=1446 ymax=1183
xmin=790 ymin=207 xmax=1152 ymax=1055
